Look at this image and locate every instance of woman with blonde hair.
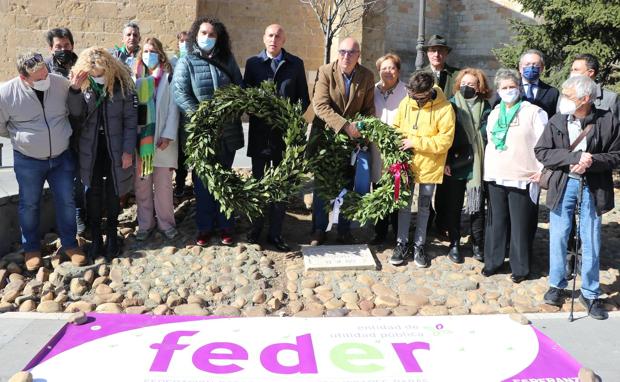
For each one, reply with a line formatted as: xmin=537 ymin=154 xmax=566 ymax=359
xmin=68 ymin=47 xmax=137 ymax=260
xmin=441 ymin=68 xmax=492 ymax=263
xmin=132 ymin=37 xmax=179 ymax=241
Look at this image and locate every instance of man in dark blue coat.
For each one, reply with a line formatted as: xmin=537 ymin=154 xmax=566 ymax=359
xmin=244 ymin=24 xmax=310 ymax=251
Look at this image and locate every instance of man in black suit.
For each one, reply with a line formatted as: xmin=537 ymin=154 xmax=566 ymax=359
xmin=519 ymin=49 xmax=559 ymax=118
xmin=244 ymin=24 xmax=310 ymax=251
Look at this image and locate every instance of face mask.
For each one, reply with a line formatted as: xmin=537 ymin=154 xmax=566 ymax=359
xmin=459 ymin=85 xmax=477 ymax=99
xmin=198 ymin=37 xmax=216 ymax=52
xmin=179 ymin=42 xmax=187 ymax=57
xmin=498 ymin=88 xmax=520 ymax=104
xmin=31 ymin=76 xmax=51 ymax=91
xmin=558 ymin=96 xmax=581 ymax=115
xmin=522 ymin=65 xmax=541 ymax=82
xmin=91 ymin=76 xmax=106 ymax=85
xmin=53 ymin=50 xmax=77 ymax=67
xmin=142 ymin=52 xmax=159 ymax=69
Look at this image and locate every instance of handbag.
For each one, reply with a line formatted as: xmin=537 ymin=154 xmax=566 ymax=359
xmin=539 ymin=124 xmax=594 ymax=190
xmin=448 ymin=144 xmax=474 ymax=170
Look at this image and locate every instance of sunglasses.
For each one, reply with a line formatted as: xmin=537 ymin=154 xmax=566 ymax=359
xmin=408 ymin=90 xmax=433 ymax=101
xmin=338 ymin=49 xmax=359 ymax=57
xmin=24 ymin=53 xmax=44 ymax=69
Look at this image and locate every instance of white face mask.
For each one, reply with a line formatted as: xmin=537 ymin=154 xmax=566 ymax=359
xmin=31 ymin=76 xmax=51 ymax=91
xmin=558 ymin=96 xmax=579 ymax=115
xmin=92 ymin=76 xmax=106 ymax=85
xmin=498 ymin=88 xmax=520 ymax=104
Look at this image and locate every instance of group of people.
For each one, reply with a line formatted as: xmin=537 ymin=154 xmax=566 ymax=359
xmin=1 ymin=17 xmax=619 ymax=321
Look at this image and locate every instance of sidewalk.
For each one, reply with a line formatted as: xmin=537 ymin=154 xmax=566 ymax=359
xmin=0 ymin=312 xmax=618 ymax=381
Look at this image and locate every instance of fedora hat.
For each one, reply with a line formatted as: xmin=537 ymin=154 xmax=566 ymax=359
xmin=422 ymin=34 xmax=452 ymax=53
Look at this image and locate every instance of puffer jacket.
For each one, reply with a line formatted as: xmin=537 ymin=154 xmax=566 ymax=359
xmin=172 ymin=45 xmax=244 ymax=152
xmin=393 ymin=86 xmax=456 ymax=184
xmin=67 ymin=83 xmax=138 ymax=195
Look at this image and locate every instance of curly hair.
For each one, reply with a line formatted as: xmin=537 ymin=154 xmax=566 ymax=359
xmin=134 ymin=37 xmax=173 ymax=75
xmin=452 ymin=68 xmax=492 ymax=99
xmin=187 ymin=16 xmax=232 ymax=62
xmin=71 ymin=47 xmax=135 ymax=98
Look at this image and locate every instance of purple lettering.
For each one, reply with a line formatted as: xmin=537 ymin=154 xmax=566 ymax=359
xmin=149 ymin=331 xmax=198 ymax=372
xmin=192 ymin=342 xmax=248 ymax=374
xmin=260 ymin=334 xmax=318 ymax=374
xmin=392 ymin=342 xmax=430 ymax=372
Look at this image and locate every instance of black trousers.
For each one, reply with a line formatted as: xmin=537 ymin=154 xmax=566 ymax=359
xmin=373 ymin=182 xmax=398 ymax=238
xmin=251 ymin=156 xmax=286 ymax=239
xmin=433 ymin=181 xmax=449 ymax=231
xmin=484 ymin=182 xmax=536 ymax=277
xmin=174 ymin=122 xmax=188 ymax=189
xmin=442 ymin=176 xmax=485 ymax=245
xmin=86 ymin=132 xmax=120 ymax=238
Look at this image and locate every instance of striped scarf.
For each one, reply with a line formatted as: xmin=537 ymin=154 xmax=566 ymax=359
xmin=135 ymin=64 xmax=162 ymax=177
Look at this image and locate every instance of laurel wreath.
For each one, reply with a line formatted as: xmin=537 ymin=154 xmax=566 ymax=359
xmin=310 ymin=117 xmax=413 ymax=226
xmin=185 ymin=81 xmax=308 ymax=220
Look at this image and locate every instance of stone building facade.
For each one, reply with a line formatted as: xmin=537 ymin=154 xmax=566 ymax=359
xmin=0 ymin=0 xmax=534 ymax=82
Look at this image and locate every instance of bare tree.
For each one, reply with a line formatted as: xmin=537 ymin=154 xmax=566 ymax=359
xmin=300 ymin=0 xmax=383 ymax=64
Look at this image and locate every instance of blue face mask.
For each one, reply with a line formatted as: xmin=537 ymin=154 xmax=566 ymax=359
xmin=522 ymin=65 xmax=541 ymax=82
xmin=142 ymin=52 xmax=159 ymax=69
xmin=198 ymin=37 xmax=216 ymax=52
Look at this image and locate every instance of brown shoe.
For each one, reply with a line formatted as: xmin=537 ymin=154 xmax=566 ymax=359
xmin=310 ymin=231 xmax=326 ymax=246
xmin=24 ymin=251 xmax=43 ymax=271
xmin=65 ymin=248 xmax=87 ymax=266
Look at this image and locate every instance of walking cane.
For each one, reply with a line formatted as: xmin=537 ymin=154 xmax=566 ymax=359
xmin=568 ymin=177 xmax=584 ymax=322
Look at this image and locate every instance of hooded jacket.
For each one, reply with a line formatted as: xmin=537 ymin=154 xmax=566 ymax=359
xmin=393 ymin=86 xmax=456 ymax=184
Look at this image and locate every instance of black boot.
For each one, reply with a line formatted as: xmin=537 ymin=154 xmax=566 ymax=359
xmin=413 ymin=245 xmax=429 ymax=268
xmin=472 ymin=244 xmax=484 ymax=262
xmin=448 ymin=243 xmax=463 ymax=264
xmin=89 ymin=228 xmax=104 ymax=258
xmin=105 ymin=227 xmax=121 ymax=260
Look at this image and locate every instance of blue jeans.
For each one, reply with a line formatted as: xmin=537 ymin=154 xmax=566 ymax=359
xmin=13 ymin=150 xmax=78 ymax=252
xmin=549 ymin=178 xmax=601 ymax=299
xmin=193 ymin=146 xmax=236 ymax=232
xmin=312 ymin=191 xmax=351 ymax=235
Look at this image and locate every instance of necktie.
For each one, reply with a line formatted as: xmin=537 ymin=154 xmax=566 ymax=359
xmin=526 ymin=83 xmax=535 ymax=101
xmin=270 ymin=58 xmax=279 ymax=76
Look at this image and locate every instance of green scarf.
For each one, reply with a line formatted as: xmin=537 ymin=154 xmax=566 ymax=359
xmin=454 ymin=92 xmax=485 ymax=214
xmin=88 ymin=76 xmax=107 ymax=108
xmin=491 ymin=100 xmax=522 ymax=151
xmin=135 ymin=68 xmax=158 ymax=177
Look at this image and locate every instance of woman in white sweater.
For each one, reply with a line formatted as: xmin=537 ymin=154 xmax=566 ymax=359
xmin=132 ymin=37 xmax=180 ymax=241
xmin=482 ymin=68 xmax=547 ymax=283
xmin=370 ymin=53 xmax=408 ymax=244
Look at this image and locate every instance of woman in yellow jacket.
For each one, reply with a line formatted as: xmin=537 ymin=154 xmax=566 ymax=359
xmin=390 ymin=71 xmax=456 ymax=266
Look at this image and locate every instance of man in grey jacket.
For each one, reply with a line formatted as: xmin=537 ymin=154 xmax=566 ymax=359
xmin=571 ymin=54 xmax=620 ymax=121
xmin=0 ymin=51 xmax=86 ymax=270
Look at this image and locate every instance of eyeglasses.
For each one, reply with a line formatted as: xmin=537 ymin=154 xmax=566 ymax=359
xmin=338 ymin=49 xmax=359 ymax=57
xmin=23 ymin=53 xmax=44 ymax=69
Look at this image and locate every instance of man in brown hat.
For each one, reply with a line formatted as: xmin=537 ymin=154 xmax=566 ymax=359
xmin=422 ymin=35 xmax=460 ymax=236
xmin=423 ymin=34 xmax=460 ymax=99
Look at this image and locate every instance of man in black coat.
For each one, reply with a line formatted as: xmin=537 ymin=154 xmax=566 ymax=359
xmin=535 ymin=75 xmax=620 ymax=320
xmin=244 ymin=24 xmax=310 ymax=251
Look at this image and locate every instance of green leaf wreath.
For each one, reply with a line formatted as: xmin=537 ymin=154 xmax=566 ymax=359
xmin=185 ymin=81 xmax=309 ymax=220
xmin=310 ymin=117 xmax=413 ymax=226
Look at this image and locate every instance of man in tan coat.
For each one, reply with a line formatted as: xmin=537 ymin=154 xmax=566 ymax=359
xmin=309 ymin=37 xmax=375 ymax=245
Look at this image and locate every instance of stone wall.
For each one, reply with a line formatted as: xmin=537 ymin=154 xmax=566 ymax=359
xmin=0 ymin=0 xmax=196 ymax=81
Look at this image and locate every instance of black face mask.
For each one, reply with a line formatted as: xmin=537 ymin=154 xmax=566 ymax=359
xmin=459 ymin=85 xmax=477 ymax=99
xmin=53 ymin=50 xmax=77 ymax=67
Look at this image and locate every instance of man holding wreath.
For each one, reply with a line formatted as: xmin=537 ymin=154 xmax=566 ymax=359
xmin=244 ymin=24 xmax=310 ymax=252
xmin=309 ymin=37 xmax=375 ymax=246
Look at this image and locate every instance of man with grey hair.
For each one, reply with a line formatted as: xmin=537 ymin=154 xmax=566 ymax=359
xmin=518 ymin=49 xmax=559 ymax=118
xmin=535 ymin=74 xmax=620 ymax=320
xmin=111 ymin=21 xmax=141 ymax=69
xmin=0 ymin=52 xmax=86 ymax=269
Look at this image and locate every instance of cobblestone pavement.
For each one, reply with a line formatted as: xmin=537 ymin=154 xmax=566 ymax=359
xmin=1 ymin=189 xmax=619 ymax=318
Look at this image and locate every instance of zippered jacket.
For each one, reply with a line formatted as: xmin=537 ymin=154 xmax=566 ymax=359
xmin=0 ymin=74 xmax=72 ymax=159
